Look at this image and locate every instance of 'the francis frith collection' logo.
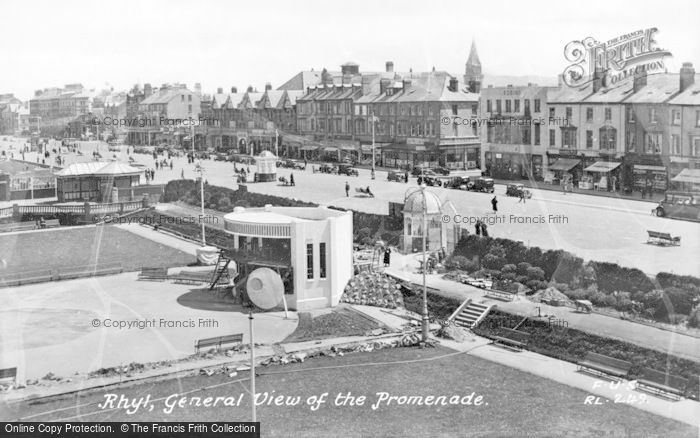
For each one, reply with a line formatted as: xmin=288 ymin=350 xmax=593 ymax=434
xmin=562 ymin=28 xmax=672 ymax=88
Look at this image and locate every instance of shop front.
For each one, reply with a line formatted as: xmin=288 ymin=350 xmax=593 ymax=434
xmin=485 ymin=151 xmax=542 ymax=181
xmin=545 ymin=157 xmax=581 ymax=185
xmin=580 ymin=161 xmax=622 ymax=191
xmin=670 ymin=168 xmax=700 ymax=193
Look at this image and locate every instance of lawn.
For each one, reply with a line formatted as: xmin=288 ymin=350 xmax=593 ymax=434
xmin=0 ymin=226 xmax=195 ymax=276
xmin=6 ymin=346 xmax=696 ymax=437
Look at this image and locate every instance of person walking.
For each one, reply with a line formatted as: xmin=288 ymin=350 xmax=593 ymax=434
xmin=290 ymin=173 xmax=295 ymax=186
xmin=383 ymin=247 xmax=391 ymax=267
xmin=181 ymin=169 xmax=185 ymax=179
xmin=345 ymin=181 xmax=350 ymax=197
xmin=475 ymin=219 xmax=482 ymax=236
xmin=491 ymin=196 xmax=498 ymax=213
xmin=481 ymin=221 xmax=489 ymax=237
xmin=169 ymin=160 xmax=173 ymax=170
xmin=404 ymin=171 xmax=409 ymax=183
xmin=518 ymin=191 xmax=525 ymax=203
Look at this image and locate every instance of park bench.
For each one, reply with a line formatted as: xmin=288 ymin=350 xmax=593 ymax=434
xmin=195 ymin=333 xmax=244 ymax=353
xmin=635 ymin=367 xmax=688 ymax=400
xmin=646 ymin=230 xmax=680 ymax=246
xmin=0 ymin=367 xmax=17 ymax=386
xmin=577 ymin=352 xmax=632 ymax=380
xmin=138 ymin=267 xmax=169 ymax=281
xmin=171 ymin=271 xmax=210 ymax=285
xmin=484 ymin=288 xmax=516 ymax=302
xmin=44 ymin=219 xmax=60 ymax=228
xmin=491 ymin=328 xmax=530 ymax=351
xmin=0 ymin=221 xmax=36 ymax=233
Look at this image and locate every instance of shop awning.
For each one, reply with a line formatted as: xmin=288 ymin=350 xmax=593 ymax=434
xmin=299 ymin=145 xmax=318 ymax=151
xmin=323 ymin=146 xmax=339 ymax=153
xmin=584 ymin=161 xmax=622 ymax=173
xmin=634 ymin=165 xmax=666 ymax=172
xmin=671 ymin=168 xmax=700 ymax=184
xmin=548 ymin=158 xmax=581 ymax=171
xmin=361 ymin=144 xmax=386 ymax=153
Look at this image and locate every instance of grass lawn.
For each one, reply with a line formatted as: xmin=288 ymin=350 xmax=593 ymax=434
xmin=7 ymin=346 xmax=696 ymax=437
xmin=0 ymin=226 xmax=194 ymax=276
xmin=283 ymin=305 xmax=388 ymax=343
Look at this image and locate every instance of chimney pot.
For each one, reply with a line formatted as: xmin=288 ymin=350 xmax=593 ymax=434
xmin=386 ymin=61 xmax=394 ymax=73
xmin=217 ymin=87 xmax=223 ymax=94
xmin=231 ymin=87 xmax=237 ymax=93
xmin=265 ymin=83 xmax=272 ymax=91
xmin=680 ymin=62 xmax=696 ymax=92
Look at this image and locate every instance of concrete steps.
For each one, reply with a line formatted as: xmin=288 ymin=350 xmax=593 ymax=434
xmin=453 ymin=302 xmax=490 ymax=329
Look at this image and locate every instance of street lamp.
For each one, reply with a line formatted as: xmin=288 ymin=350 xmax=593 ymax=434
xmin=420 ymin=183 xmax=429 ymax=342
xmin=191 ymin=121 xmax=206 ymax=246
xmin=371 ymin=110 xmax=378 ymax=179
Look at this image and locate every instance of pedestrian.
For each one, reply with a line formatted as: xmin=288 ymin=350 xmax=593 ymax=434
xmin=371 ymin=169 xmax=375 ymax=180
xmin=290 ymin=173 xmax=295 ymax=186
xmin=304 ymin=159 xmax=308 ymax=168
xmin=481 ymin=221 xmax=489 ymax=237
xmin=383 ymin=247 xmax=391 ymax=267
xmin=155 ymin=161 xmax=159 ymax=170
xmin=404 ymin=171 xmax=409 ymax=183
xmin=417 ymin=176 xmax=423 ymax=186
xmin=181 ymin=169 xmax=185 ymax=179
xmin=518 ymin=191 xmax=525 ymax=203
xmin=345 ymin=181 xmax=350 ymax=197
xmin=170 ymin=160 xmax=173 ymax=170
xmin=491 ymin=196 xmax=498 ymax=213
xmin=475 ymin=219 xmax=482 ymax=236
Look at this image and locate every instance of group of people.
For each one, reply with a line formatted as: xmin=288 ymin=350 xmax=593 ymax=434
xmin=144 ymin=168 xmax=157 ymax=182
xmin=154 ymin=159 xmax=173 ymax=170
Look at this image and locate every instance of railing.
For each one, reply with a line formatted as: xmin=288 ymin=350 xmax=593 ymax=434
xmin=0 ymin=201 xmax=146 ymax=219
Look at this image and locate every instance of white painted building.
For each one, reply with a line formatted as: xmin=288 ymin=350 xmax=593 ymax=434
xmin=222 ymin=205 xmax=353 ymax=311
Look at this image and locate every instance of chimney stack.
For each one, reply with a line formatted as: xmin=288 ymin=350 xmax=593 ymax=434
xmin=449 ymin=77 xmax=459 ymax=92
xmin=680 ymin=62 xmax=696 ymax=92
xmin=231 ymin=86 xmax=237 ymax=93
xmin=592 ymin=67 xmax=606 ymax=93
xmin=247 ymin=85 xmax=254 ymax=93
xmin=265 ymin=83 xmax=272 ymax=91
xmin=403 ymin=79 xmax=412 ymax=90
xmin=633 ymin=68 xmax=648 ymax=92
xmin=217 ymin=87 xmax=223 ymax=94
xmin=379 ymin=78 xmax=391 ymax=95
xmin=386 ymin=61 xmax=394 ymax=73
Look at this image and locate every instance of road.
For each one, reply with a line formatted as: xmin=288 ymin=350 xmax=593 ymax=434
xmin=1 ymin=346 xmax=695 ymax=437
xmin=4 ymin=137 xmax=699 ymax=276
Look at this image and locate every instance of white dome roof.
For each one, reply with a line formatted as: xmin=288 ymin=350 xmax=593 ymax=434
xmin=257 ymin=150 xmax=277 ymax=158
xmin=403 ymin=187 xmax=442 ymax=214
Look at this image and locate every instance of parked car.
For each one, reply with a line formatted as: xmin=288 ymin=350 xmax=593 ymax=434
xmin=432 ymin=166 xmax=451 ymax=176
xmin=422 ymin=175 xmax=442 ymax=187
xmin=411 ymin=165 xmax=430 ymax=176
xmin=506 ymin=183 xmax=532 ymax=198
xmin=318 ymin=163 xmax=336 ymax=174
xmin=468 ymin=177 xmax=495 ymax=193
xmin=337 ymin=163 xmax=359 ymax=177
xmin=443 ymin=176 xmax=470 ymax=189
xmin=215 ymin=153 xmax=228 ymax=161
xmin=387 ymin=171 xmax=408 ymax=183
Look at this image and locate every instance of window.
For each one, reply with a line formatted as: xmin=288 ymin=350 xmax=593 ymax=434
xmin=671 ymin=134 xmax=681 ymax=155
xmin=605 ymin=107 xmax=612 ymax=121
xmin=549 ymin=129 xmax=555 ymax=146
xmin=188 ymin=95 xmax=192 ymax=102
xmin=514 ymin=100 xmax=520 ymax=113
xmin=565 ymin=107 xmax=572 ymax=119
xmin=534 ymin=123 xmax=540 ymax=145
xmin=599 ymin=127 xmax=617 ymax=150
xmin=549 ymin=107 xmax=555 ymax=119
xmin=671 ymin=109 xmax=680 ymax=125
xmin=505 ymin=100 xmax=512 ymax=113
xmin=524 ymin=99 xmax=530 ymax=114
xmin=306 ymin=243 xmax=314 ymax=279
xmin=696 ymin=111 xmax=700 ymax=127
xmin=534 ymin=99 xmax=540 ymax=113
xmin=649 ymin=107 xmax=657 ymax=123
xmin=692 ymin=137 xmax=700 ymax=156
xmin=319 ymin=243 xmax=327 ymax=278
xmin=644 ymin=133 xmax=662 ymax=154
xmin=471 ymin=105 xmax=477 ymax=116
xmin=586 ymin=108 xmax=593 ymax=122
xmin=486 ymin=100 xmax=492 ymax=113
xmin=562 ymin=127 xmax=577 ymax=148
xmin=188 ymin=104 xmax=192 ymax=113
xmin=181 ymin=95 xmax=184 ymax=102
xmin=451 ymin=105 xmax=458 ymax=115
xmin=586 ymin=130 xmax=593 ymax=148
xmin=496 ymin=100 xmax=502 ymax=113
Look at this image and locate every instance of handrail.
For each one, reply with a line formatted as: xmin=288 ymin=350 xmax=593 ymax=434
xmin=447 ymin=298 xmax=472 ymax=323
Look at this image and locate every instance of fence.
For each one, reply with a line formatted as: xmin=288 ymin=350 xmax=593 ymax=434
xmin=0 ymin=261 xmax=124 ymax=288
xmin=0 ymin=200 xmax=147 ymax=220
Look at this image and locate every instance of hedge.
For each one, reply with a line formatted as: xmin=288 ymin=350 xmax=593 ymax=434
xmin=474 ymin=309 xmax=699 ymax=399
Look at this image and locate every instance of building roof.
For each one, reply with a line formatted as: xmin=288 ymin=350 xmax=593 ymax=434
xmin=668 ymin=77 xmax=700 ymax=105
xmin=223 ymin=205 xmax=348 ymax=226
xmin=225 ymin=93 xmax=246 ymax=109
xmin=211 ymin=93 xmax=228 ymax=108
xmin=141 ymin=88 xmax=192 ymax=105
xmin=403 ymin=187 xmax=442 ymax=215
xmin=55 ymin=161 xmax=143 ymax=177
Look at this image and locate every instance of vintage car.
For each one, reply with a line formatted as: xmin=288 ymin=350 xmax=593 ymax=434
xmin=420 ymin=175 xmax=442 ymax=187
xmin=653 ymin=192 xmax=700 ymax=220
xmin=337 ymin=163 xmax=359 ymax=177
xmin=215 ymin=153 xmax=228 ymax=161
xmin=318 ymin=163 xmax=336 ymax=174
xmin=387 ymin=171 xmax=408 ymax=183
xmin=506 ymin=183 xmax=532 ymax=198
xmin=468 ymin=177 xmax=495 ymax=193
xmin=443 ymin=176 xmax=470 ymax=189
xmin=432 ymin=166 xmax=451 ymax=176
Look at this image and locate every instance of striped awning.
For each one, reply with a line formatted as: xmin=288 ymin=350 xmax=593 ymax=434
xmin=583 ymin=161 xmax=622 ymax=173
xmin=671 ymin=168 xmax=700 ymax=184
xmin=548 ymin=158 xmax=581 ymax=171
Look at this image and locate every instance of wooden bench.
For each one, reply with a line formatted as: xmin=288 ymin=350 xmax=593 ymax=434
xmin=577 ymin=352 xmax=632 ymax=380
xmin=647 ymin=230 xmax=680 ymax=246
xmin=0 ymin=221 xmax=36 ymax=233
xmin=171 ymin=271 xmax=210 ymax=285
xmin=44 ymin=219 xmax=61 ymax=228
xmin=195 ymin=333 xmax=244 ymax=353
xmin=0 ymin=367 xmax=17 ymax=386
xmin=635 ymin=367 xmax=688 ymax=400
xmin=491 ymin=328 xmax=530 ymax=351
xmin=138 ymin=267 xmax=169 ymax=281
xmin=485 ymin=288 xmax=516 ymax=302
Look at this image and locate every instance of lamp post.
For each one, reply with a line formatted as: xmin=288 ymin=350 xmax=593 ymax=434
xmin=371 ymin=110 xmax=377 ymax=178
xmin=192 ymin=122 xmax=206 ymax=246
xmin=421 ymin=184 xmax=429 ymax=342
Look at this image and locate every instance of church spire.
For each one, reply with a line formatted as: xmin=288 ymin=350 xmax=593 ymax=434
xmin=464 ymin=40 xmax=482 ymax=93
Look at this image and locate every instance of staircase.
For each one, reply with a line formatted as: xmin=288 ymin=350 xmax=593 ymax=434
xmin=209 ymin=254 xmax=232 ymax=290
xmin=451 ymin=301 xmax=492 ymax=329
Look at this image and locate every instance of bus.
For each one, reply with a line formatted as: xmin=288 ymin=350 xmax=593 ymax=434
xmin=653 ymin=191 xmax=700 ymax=222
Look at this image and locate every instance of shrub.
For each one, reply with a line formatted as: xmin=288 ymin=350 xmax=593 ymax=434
xmin=502 ymin=264 xmax=517 ymax=274
xmin=483 ymin=253 xmax=506 ymax=271
xmin=217 ymin=197 xmax=231 ymax=211
xmin=516 ymin=262 xmax=532 ymax=275
xmin=526 ymin=266 xmax=546 ymax=281
xmin=664 ymin=286 xmax=695 ymax=315
xmin=688 ymin=307 xmax=700 ymax=328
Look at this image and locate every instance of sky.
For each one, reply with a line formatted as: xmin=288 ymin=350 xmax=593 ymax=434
xmin=1 ymin=0 xmax=699 ymax=100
